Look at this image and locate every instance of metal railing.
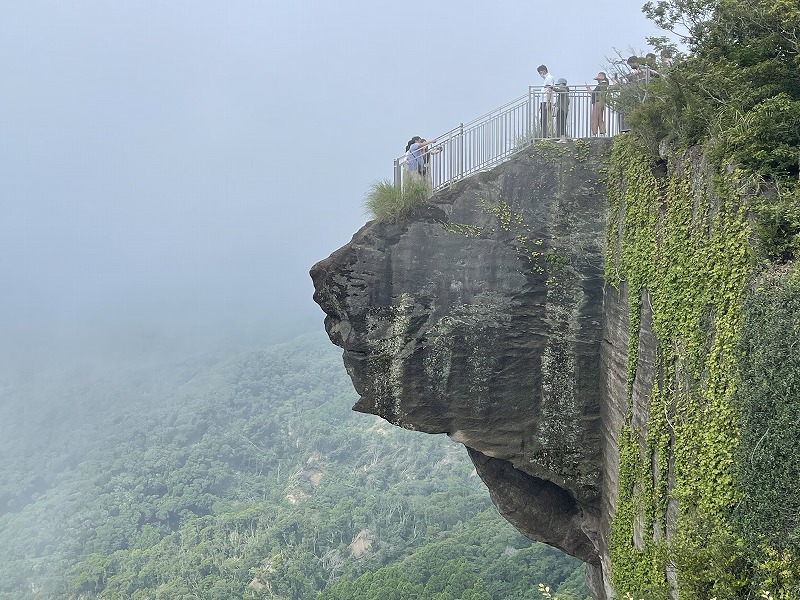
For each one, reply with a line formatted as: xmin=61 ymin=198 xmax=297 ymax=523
xmin=394 ymin=86 xmax=622 ymax=192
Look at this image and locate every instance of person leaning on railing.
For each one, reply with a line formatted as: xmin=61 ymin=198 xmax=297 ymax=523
xmin=585 ymin=71 xmax=610 ymax=136
xmin=418 ymin=138 xmax=442 ymax=177
xmin=623 ymin=55 xmax=660 ymax=84
xmin=405 ymin=136 xmax=437 ymax=179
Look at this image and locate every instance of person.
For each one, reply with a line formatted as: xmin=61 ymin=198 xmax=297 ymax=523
xmin=585 ymin=71 xmax=609 ymax=136
xmin=553 ymin=77 xmax=570 ymax=138
xmin=643 ymin=53 xmax=661 ymax=78
xmin=405 ymin=136 xmax=437 ymax=179
xmin=624 ymin=56 xmax=648 ymax=83
xmin=659 ymin=49 xmax=674 ymax=69
xmin=418 ymin=138 xmax=442 ymax=178
xmin=537 ymin=64 xmax=555 ymax=137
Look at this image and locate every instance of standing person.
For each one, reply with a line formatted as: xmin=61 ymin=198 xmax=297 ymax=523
xmin=405 ymin=136 xmax=436 ymax=179
xmin=585 ymin=71 xmax=609 ymax=136
xmin=537 ymin=64 xmax=555 ymax=137
xmin=554 ymin=77 xmax=570 ymax=138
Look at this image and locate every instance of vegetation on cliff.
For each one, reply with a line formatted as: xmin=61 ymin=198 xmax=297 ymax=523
xmin=632 ymin=0 xmax=800 ymax=262
xmin=605 ymin=134 xmax=751 ymax=598
xmin=364 ymin=177 xmax=431 ymax=224
xmin=731 ymin=269 xmax=800 ymax=597
xmin=607 ymin=0 xmax=800 ymax=596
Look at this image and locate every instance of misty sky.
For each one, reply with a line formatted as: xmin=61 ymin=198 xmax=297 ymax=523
xmin=0 ymin=1 xmax=663 ymax=359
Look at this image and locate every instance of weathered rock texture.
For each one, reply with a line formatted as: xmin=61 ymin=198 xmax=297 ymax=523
xmin=311 ymin=140 xmax=624 ymax=599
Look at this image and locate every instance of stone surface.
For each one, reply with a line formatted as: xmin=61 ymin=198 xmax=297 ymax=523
xmin=311 ymin=140 xmax=618 ymax=598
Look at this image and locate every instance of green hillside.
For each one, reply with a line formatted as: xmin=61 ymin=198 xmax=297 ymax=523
xmin=0 ymin=333 xmax=587 ymax=600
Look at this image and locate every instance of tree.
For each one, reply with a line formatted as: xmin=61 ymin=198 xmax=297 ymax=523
xmin=636 ymin=0 xmax=800 ymax=155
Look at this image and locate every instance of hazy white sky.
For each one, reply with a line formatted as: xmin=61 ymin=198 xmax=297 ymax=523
xmin=0 ymin=1 xmax=663 ymax=355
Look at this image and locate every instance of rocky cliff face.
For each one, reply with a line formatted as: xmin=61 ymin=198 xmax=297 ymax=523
xmin=311 ymin=140 xmax=630 ymax=599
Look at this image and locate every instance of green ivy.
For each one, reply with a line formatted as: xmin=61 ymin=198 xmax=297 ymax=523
xmin=440 ymin=222 xmax=484 ymax=238
xmin=439 ymin=198 xmax=568 ymax=280
xmin=530 ymin=140 xmax=593 ymax=166
xmin=606 ymin=134 xmax=752 ymax=598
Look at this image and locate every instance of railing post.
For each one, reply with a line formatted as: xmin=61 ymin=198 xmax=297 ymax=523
xmin=527 ymin=86 xmax=533 ymax=141
xmin=393 ymin=158 xmax=402 ymax=191
xmin=458 ymin=123 xmax=464 ymax=181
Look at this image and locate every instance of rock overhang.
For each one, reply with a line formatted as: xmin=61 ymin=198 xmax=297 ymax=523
xmin=310 ymin=139 xmax=615 ymax=596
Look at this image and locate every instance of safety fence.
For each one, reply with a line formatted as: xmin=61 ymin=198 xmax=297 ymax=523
xmin=394 ymin=86 xmax=623 ymax=192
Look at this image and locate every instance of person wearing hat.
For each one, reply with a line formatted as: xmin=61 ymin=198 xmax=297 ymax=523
xmin=585 ymin=72 xmax=610 ymax=136
xmin=553 ymin=77 xmax=570 ymax=138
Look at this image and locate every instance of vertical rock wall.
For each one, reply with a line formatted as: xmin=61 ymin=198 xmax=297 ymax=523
xmin=311 ymin=140 xmax=624 ymax=598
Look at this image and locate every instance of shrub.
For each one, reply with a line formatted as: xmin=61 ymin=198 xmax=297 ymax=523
xmin=721 ymin=94 xmax=800 ymax=181
xmin=732 ymin=268 xmax=800 ymax=599
xmin=753 ymin=185 xmax=800 ymax=264
xmin=364 ymin=177 xmax=430 ymax=224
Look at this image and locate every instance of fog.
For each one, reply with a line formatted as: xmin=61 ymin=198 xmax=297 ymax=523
xmin=0 ymin=6 xmax=666 ymax=596
xmin=0 ymin=0 xmax=662 ymax=374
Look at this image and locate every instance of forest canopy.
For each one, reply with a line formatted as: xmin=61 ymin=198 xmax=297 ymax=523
xmin=0 ymin=334 xmax=588 ymax=600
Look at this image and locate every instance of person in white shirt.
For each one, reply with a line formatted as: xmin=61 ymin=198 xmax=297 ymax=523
xmin=537 ymin=64 xmax=555 ymax=137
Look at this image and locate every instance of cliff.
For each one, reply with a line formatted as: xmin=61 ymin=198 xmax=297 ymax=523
xmin=312 ymin=140 xmax=617 ymax=597
xmin=310 ymin=137 xmax=800 ymax=599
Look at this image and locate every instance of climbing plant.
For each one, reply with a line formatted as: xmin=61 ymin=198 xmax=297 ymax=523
xmin=438 ymin=196 xmax=568 ymax=283
xmin=607 ymin=0 xmax=800 ymax=595
xmin=605 ymin=134 xmax=752 ymax=599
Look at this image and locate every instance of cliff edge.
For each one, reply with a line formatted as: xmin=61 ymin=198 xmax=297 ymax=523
xmin=311 ymin=139 xmax=625 ymax=598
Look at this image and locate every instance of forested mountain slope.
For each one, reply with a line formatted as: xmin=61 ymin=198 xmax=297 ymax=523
xmin=0 ymin=333 xmax=587 ymax=599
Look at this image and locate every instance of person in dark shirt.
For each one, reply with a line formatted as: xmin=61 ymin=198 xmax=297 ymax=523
xmin=585 ymin=71 xmax=609 ymax=136
xmin=553 ymin=78 xmax=570 ymax=138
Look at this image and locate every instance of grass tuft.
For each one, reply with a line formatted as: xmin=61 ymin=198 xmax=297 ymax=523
xmin=364 ymin=177 xmax=431 ymax=223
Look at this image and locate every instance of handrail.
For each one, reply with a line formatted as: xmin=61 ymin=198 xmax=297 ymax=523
xmin=395 ymin=85 xmax=622 ymax=192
